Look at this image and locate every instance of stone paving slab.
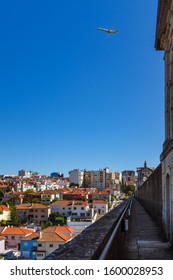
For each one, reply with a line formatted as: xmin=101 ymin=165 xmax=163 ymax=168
xmin=122 ymin=198 xmax=173 ymax=260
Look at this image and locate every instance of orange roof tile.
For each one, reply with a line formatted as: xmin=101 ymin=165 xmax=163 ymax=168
xmin=1 ymin=227 xmax=35 ymax=235
xmin=16 ymin=203 xmax=49 ymax=210
xmin=93 ymin=200 xmax=107 ymax=204
xmin=0 ymin=205 xmax=10 ymax=211
xmin=42 ymin=225 xmax=77 ymax=234
xmin=39 ymin=232 xmax=71 ymax=242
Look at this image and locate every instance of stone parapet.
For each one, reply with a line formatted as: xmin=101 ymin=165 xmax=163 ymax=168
xmin=137 ymin=163 xmax=162 ymax=227
xmin=44 ymin=199 xmax=130 ymax=260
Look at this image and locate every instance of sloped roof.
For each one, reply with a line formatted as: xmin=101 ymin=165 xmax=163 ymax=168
xmin=50 ymin=200 xmax=88 ymax=207
xmin=0 ymin=205 xmax=10 ymax=211
xmin=92 ymin=200 xmax=107 ymax=205
xmin=42 ymin=225 xmax=77 ymax=234
xmin=1 ymin=227 xmax=35 ymax=235
xmin=16 ymin=203 xmax=49 ymax=210
xmin=39 ymin=232 xmax=71 ymax=242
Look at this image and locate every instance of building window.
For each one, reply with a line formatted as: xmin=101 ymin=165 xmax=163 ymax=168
xmin=49 ymin=244 xmax=53 ymax=247
xmin=38 ymin=244 xmax=42 ymax=247
xmin=11 ymin=236 xmax=15 ymax=240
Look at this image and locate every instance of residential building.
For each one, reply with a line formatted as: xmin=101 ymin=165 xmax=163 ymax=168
xmin=83 ymin=170 xmax=91 ymax=187
xmin=121 ymin=170 xmax=136 ymax=184
xmin=36 ymin=226 xmax=75 ymax=259
xmin=16 ymin=203 xmax=51 ymax=225
xmin=18 ymin=170 xmax=33 ymax=178
xmin=0 ymin=236 xmax=5 ymax=252
xmin=88 ymin=190 xmax=111 ymax=202
xmin=41 ymin=190 xmax=57 ymax=204
xmin=106 ymin=171 xmax=120 ymax=188
xmin=50 ymin=200 xmax=92 ymax=218
xmin=82 ymin=167 xmax=118 ymax=189
xmin=92 ymin=200 xmax=108 ymax=215
xmin=2 ymin=191 xmax=25 ymax=205
xmin=20 ymin=232 xmax=39 ymax=259
xmin=69 ymin=169 xmax=84 ymax=187
xmin=0 ymin=226 xmax=35 ymax=250
xmin=0 ymin=205 xmax=10 ymax=223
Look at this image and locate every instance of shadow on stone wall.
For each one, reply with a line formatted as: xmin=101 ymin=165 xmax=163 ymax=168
xmin=137 ymin=163 xmax=162 ymax=227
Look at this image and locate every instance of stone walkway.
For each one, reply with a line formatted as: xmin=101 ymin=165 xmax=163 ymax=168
xmin=122 ymin=198 xmax=173 ymax=260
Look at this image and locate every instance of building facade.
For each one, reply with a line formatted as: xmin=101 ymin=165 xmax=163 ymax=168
xmin=136 ymin=161 xmax=154 ymax=188
xmin=69 ymin=169 xmax=84 ymax=187
xmin=155 ymin=0 xmax=173 ymax=244
xmin=16 ymin=203 xmax=51 ymax=225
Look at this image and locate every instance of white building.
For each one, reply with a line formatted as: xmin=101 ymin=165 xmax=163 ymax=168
xmin=92 ymin=200 xmax=108 ymax=215
xmin=50 ymin=200 xmax=92 ymax=218
xmin=69 ymin=169 xmax=84 ymax=187
xmin=0 ymin=205 xmax=10 ymax=222
xmin=0 ymin=236 xmax=5 ymax=253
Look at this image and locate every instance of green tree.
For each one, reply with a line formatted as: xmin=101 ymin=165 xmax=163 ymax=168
xmin=10 ymin=206 xmax=20 ymax=226
xmin=0 ymin=189 xmax=4 ymax=202
xmin=24 ymin=189 xmax=35 ymax=194
xmin=48 ymin=212 xmax=65 ymax=225
xmin=121 ymin=183 xmax=135 ymax=196
xmin=41 ymin=221 xmax=52 ymax=230
xmin=7 ymin=197 xmax=16 ymax=207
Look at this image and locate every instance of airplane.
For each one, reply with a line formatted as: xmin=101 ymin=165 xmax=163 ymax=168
xmin=97 ymin=27 xmax=119 ymax=35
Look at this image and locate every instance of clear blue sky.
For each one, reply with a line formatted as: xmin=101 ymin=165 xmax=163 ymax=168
xmin=0 ymin=0 xmax=164 ymax=176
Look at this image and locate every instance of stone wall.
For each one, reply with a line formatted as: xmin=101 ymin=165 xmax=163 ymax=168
xmin=137 ymin=163 xmax=162 ymax=226
xmin=44 ymin=199 xmax=131 ymax=260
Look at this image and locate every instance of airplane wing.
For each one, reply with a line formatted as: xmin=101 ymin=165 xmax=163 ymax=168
xmin=111 ymin=30 xmax=119 ymax=33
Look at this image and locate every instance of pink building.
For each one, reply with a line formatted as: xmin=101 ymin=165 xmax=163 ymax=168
xmin=0 ymin=226 xmax=35 ymax=249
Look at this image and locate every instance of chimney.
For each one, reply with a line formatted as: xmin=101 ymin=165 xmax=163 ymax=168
xmin=39 ymin=231 xmax=42 ymax=239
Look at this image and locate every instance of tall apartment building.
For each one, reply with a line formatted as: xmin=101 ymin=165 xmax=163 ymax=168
xmin=69 ymin=169 xmax=84 ymax=187
xmin=69 ymin=168 xmax=120 ymax=189
xmin=83 ymin=170 xmax=91 ymax=188
xmin=106 ymin=171 xmax=120 ymax=188
xmin=18 ymin=170 xmax=33 ymax=178
xmin=90 ymin=169 xmax=106 ymax=189
xmin=121 ymin=170 xmax=136 ymax=183
xmin=85 ymin=168 xmax=120 ymax=189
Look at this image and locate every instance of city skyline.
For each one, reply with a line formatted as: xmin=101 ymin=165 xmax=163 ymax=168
xmin=0 ymin=0 xmax=163 ymax=177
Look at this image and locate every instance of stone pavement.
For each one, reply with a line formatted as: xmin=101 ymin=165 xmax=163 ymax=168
xmin=122 ymin=198 xmax=173 ymax=260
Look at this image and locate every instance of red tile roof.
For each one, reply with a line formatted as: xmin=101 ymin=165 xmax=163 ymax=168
xmin=16 ymin=203 xmax=50 ymax=210
xmin=39 ymin=232 xmax=71 ymax=242
xmin=42 ymin=225 xmax=77 ymax=234
xmin=0 ymin=205 xmax=10 ymax=211
xmin=93 ymin=200 xmax=107 ymax=205
xmin=0 ymin=226 xmax=35 ymax=235
xmin=50 ymin=200 xmax=88 ymax=207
